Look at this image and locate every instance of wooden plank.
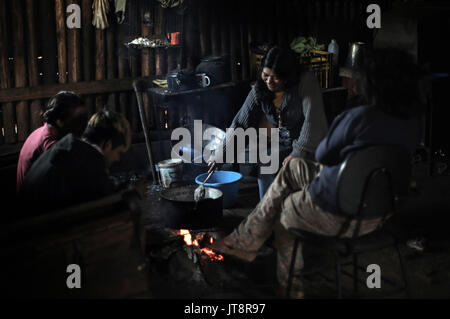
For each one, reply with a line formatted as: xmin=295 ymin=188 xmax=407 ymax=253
xmin=25 ymin=0 xmax=43 ymax=131
xmin=55 ymin=0 xmax=68 ymax=84
xmin=106 ymin=19 xmax=117 ymax=110
xmin=12 ymin=0 xmax=29 ymax=142
xmin=154 ymin=6 xmax=165 ymax=76
xmin=81 ymin=0 xmax=94 ymax=116
xmin=117 ymin=14 xmax=130 ymax=118
xmin=39 ymin=0 xmax=58 ymax=85
xmin=141 ymin=10 xmax=153 ymax=126
xmin=82 ymin=0 xmax=93 ymax=81
xmin=0 ymin=77 xmax=154 ymax=103
xmin=0 ymin=0 xmax=15 ymax=144
xmin=95 ymin=29 xmax=106 ymax=111
xmin=67 ymin=0 xmax=81 ymax=83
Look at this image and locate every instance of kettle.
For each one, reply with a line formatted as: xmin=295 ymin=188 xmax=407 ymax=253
xmin=167 ymin=64 xmax=197 ymax=92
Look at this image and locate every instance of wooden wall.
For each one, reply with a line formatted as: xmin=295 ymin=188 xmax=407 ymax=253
xmin=0 ymin=0 xmax=381 ymax=147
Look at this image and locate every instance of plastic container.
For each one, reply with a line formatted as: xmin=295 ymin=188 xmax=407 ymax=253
xmin=327 ymin=39 xmax=339 ymax=87
xmin=328 ymin=39 xmax=339 ymax=66
xmin=195 ymin=170 xmax=242 ymax=208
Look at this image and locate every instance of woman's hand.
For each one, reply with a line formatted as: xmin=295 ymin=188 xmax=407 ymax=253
xmin=283 ymin=155 xmax=295 ymax=167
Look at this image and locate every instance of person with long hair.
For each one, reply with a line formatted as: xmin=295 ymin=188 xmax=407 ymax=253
xmin=211 ymin=46 xmax=328 ymax=199
xmin=16 ymin=91 xmax=88 ymax=192
xmin=209 ymin=48 xmax=426 ymax=298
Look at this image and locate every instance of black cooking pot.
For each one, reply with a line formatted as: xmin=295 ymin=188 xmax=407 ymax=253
xmin=167 ymin=68 xmax=197 ymax=92
xmin=160 ymin=185 xmax=223 ymax=229
xmin=195 ymin=55 xmax=230 ymax=86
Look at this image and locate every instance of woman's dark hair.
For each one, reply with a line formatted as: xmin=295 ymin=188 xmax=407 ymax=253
xmin=254 ymin=46 xmax=302 ymax=104
xmin=353 ymin=48 xmax=427 ymax=119
xmin=43 ymin=91 xmax=85 ymax=126
xmin=82 ymin=109 xmax=131 ymax=151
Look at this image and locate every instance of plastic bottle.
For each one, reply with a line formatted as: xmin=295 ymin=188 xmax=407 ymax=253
xmin=327 ymin=39 xmax=339 ymax=87
xmin=328 ymin=39 xmax=339 ymax=65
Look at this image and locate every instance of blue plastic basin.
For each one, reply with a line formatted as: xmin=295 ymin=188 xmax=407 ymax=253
xmin=195 ymin=171 xmax=242 ymax=208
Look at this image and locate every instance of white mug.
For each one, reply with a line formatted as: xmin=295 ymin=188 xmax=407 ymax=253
xmin=196 ymin=73 xmax=211 ymax=88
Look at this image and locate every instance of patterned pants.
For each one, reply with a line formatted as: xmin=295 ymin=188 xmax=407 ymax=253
xmin=227 ymin=158 xmax=386 ymax=293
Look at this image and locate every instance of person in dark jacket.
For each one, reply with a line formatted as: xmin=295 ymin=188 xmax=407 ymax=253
xmin=210 ymin=46 xmax=328 ymax=199
xmin=16 ymin=91 xmax=88 ymax=192
xmin=209 ymin=48 xmax=426 ymax=298
xmin=19 ymin=109 xmax=146 ymax=216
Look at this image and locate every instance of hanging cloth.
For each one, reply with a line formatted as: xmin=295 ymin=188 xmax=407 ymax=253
xmin=115 ymin=0 xmax=127 ymax=24
xmin=92 ymin=0 xmax=110 ymax=29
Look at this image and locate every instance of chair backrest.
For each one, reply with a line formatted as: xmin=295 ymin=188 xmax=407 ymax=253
xmin=337 ymin=145 xmax=412 ymax=220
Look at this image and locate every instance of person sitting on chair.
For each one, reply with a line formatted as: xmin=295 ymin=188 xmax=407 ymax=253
xmin=19 ymin=109 xmax=147 ymax=216
xmin=16 ymin=91 xmax=88 ymax=192
xmin=209 ymin=46 xmax=328 ymax=200
xmin=209 ymin=48 xmax=426 ymax=298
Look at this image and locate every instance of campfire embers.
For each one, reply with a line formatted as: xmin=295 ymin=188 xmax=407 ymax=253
xmin=175 ymin=229 xmax=224 ymax=262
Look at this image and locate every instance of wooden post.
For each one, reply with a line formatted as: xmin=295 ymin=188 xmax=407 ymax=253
xmin=12 ymin=0 xmax=29 ymax=142
xmin=26 ymin=0 xmax=43 ymax=131
xmin=141 ymin=8 xmax=153 ymax=128
xmin=0 ymin=0 xmax=15 ymax=144
xmin=67 ymin=0 xmax=81 ymax=83
xmin=81 ymin=0 xmax=94 ymax=116
xmin=117 ymin=13 xmax=129 ymax=120
xmin=154 ymin=5 xmax=165 ymax=76
xmin=95 ymin=29 xmax=106 ymax=111
xmin=55 ymin=0 xmax=68 ymax=84
xmin=106 ymin=20 xmax=117 ymax=111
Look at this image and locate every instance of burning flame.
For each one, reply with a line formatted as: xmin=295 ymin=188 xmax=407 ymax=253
xmin=177 ymin=229 xmax=224 ymax=262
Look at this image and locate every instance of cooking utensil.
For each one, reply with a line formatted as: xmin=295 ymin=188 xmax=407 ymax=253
xmin=160 ymin=185 xmax=223 ymax=229
xmin=194 ymin=163 xmax=217 ymax=202
xmin=195 ymin=55 xmax=230 ymax=86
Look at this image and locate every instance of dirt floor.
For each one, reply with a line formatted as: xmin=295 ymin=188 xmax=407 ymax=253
xmin=141 ymin=161 xmax=450 ymax=299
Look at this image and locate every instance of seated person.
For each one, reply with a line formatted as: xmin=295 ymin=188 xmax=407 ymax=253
xmin=209 ymin=48 xmax=425 ymax=298
xmin=210 ymin=46 xmax=328 ymax=199
xmin=19 ymin=109 xmax=146 ymax=216
xmin=16 ymin=91 xmax=88 ymax=192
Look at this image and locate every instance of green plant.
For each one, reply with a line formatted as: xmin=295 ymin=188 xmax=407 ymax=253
xmin=290 ymin=36 xmax=325 ymax=57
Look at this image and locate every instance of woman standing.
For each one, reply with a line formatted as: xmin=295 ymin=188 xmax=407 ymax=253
xmin=212 ymin=46 xmax=328 ymax=199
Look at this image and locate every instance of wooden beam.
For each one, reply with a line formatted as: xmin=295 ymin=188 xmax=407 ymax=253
xmin=0 ymin=77 xmax=154 ymax=104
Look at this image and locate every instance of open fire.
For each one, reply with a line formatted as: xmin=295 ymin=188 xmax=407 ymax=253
xmin=176 ymin=229 xmax=224 ymax=262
